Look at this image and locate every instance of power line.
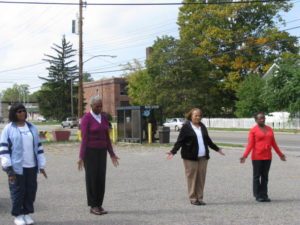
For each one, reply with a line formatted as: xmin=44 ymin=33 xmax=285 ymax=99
xmin=86 ymin=24 xmax=300 ymax=55
xmin=89 ymin=36 xmax=300 ymax=76
xmin=1 ymin=19 xmax=299 ymax=75
xmin=0 ymin=62 xmax=45 ymax=74
xmin=283 ymin=25 xmax=300 ymax=31
xmin=0 ymin=0 xmax=288 ymax=6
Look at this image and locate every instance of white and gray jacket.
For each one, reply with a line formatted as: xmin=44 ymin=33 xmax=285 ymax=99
xmin=0 ymin=122 xmax=46 ymax=175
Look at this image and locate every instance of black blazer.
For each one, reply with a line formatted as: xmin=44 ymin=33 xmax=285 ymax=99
xmin=171 ymin=121 xmax=220 ymax=161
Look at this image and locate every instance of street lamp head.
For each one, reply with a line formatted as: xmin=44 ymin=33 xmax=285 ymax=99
xmin=83 ymin=54 xmax=117 ymax=64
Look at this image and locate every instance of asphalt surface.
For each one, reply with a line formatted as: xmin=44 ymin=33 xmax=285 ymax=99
xmin=170 ymin=130 xmax=300 ymax=152
xmin=0 ymin=142 xmax=299 ymax=225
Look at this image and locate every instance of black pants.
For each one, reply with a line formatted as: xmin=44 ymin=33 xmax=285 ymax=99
xmin=84 ymin=148 xmax=107 ymax=207
xmin=252 ymin=160 xmax=271 ymax=199
xmin=9 ymin=167 xmax=38 ymax=216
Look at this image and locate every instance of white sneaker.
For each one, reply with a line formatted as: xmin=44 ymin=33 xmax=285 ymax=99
xmin=14 ymin=215 xmax=26 ymax=225
xmin=24 ymin=214 xmax=34 ymax=225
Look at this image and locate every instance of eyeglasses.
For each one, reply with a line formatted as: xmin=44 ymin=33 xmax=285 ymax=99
xmin=16 ymin=109 xmax=26 ymax=114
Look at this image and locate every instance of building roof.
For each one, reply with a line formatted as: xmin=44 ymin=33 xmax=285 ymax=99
xmin=262 ymin=63 xmax=280 ymax=79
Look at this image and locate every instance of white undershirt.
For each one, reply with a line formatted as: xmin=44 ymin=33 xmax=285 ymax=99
xmin=190 ymin=122 xmax=206 ymax=157
xmin=90 ymin=110 xmax=101 ymax=123
xmin=18 ymin=124 xmax=36 ymax=168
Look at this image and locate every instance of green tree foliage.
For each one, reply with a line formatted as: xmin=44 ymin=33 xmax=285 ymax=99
xmin=263 ymin=58 xmax=300 ymax=115
xmin=1 ymin=84 xmax=29 ymax=103
xmin=178 ymin=0 xmax=298 ymax=103
xmin=145 ymin=36 xmax=225 ymax=117
xmin=235 ymin=74 xmax=267 ymax=117
xmin=125 ymin=60 xmax=155 ymax=106
xmin=27 ymin=91 xmax=39 ymax=102
xmin=38 ymin=36 xmax=77 ymax=120
xmin=83 ymin=72 xmax=94 ymax=82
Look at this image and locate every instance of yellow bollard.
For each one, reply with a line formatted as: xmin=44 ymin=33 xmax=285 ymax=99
xmin=148 ymin=123 xmax=152 ymax=144
xmin=111 ymin=123 xmax=117 ymax=144
xmin=77 ymin=130 xmax=82 ymax=142
xmin=45 ymin=131 xmax=52 ymax=142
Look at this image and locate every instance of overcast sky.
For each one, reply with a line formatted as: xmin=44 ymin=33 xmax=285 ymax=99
xmin=0 ymin=0 xmax=299 ymax=93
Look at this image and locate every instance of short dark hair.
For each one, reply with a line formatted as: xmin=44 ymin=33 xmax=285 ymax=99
xmin=254 ymin=112 xmax=265 ymax=119
xmin=9 ymin=103 xmax=27 ymax=122
xmin=185 ymin=108 xmax=202 ymax=121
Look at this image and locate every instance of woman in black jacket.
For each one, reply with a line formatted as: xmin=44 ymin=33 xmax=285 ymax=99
xmin=167 ymin=108 xmax=224 ymax=205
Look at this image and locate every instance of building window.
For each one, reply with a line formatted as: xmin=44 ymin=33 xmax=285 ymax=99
xmin=120 ymin=101 xmax=129 ymax=106
xmin=120 ymin=83 xmax=128 ymax=95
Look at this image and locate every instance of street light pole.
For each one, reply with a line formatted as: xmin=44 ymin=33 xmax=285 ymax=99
xmin=78 ymin=0 xmax=84 ymax=118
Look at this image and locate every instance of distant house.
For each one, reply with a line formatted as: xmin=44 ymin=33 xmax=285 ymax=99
xmin=0 ymin=101 xmax=40 ymax=122
xmin=262 ymin=63 xmax=280 ymax=79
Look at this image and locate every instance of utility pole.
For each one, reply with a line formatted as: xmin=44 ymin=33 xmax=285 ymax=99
xmin=78 ymin=0 xmax=84 ymax=118
xmin=71 ymin=77 xmax=74 ymax=117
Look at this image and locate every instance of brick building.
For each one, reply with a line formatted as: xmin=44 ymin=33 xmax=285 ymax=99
xmin=83 ymin=77 xmax=130 ymax=118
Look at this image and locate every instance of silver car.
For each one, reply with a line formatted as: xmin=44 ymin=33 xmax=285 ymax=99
xmin=163 ymin=118 xmax=185 ymax=131
xmin=61 ymin=117 xmax=78 ymax=128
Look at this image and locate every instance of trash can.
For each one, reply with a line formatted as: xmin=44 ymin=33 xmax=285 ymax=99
xmin=158 ymin=126 xmax=170 ymax=143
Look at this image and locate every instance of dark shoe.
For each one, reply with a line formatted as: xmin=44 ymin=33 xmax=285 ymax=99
xmin=263 ymin=198 xmax=271 ymax=202
xmin=256 ymin=197 xmax=264 ymax=202
xmin=190 ymin=200 xmax=200 ymax=206
xmin=198 ymin=201 xmax=206 ymax=205
xmin=99 ymin=207 xmax=108 ymax=214
xmin=90 ymin=207 xmax=102 ymax=215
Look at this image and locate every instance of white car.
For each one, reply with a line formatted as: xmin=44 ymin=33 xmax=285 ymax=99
xmin=37 ymin=116 xmax=46 ymax=122
xmin=163 ymin=118 xmax=185 ymax=131
xmin=61 ymin=117 xmax=78 ymax=128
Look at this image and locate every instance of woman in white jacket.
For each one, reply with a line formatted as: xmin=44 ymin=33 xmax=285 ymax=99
xmin=0 ymin=103 xmax=47 ymax=225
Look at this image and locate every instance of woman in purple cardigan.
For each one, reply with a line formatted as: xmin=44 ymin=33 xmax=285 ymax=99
xmin=78 ymin=95 xmax=119 ymax=215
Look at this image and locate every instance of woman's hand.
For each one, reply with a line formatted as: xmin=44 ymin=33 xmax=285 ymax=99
xmin=240 ymin=156 xmax=246 ymax=164
xmin=218 ymin=148 xmax=225 ymax=156
xmin=280 ymin=155 xmax=287 ymax=161
xmin=40 ymin=169 xmax=48 ymax=179
xmin=8 ymin=175 xmax=16 ymax=184
xmin=166 ymin=152 xmax=174 ymax=160
xmin=111 ymin=156 xmax=120 ymax=167
xmin=78 ymin=159 xmax=84 ymax=171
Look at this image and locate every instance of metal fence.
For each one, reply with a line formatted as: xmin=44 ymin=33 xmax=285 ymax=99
xmin=201 ymin=118 xmax=300 ymax=129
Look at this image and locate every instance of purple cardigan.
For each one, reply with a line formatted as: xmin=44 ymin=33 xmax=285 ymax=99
xmin=79 ymin=112 xmax=115 ymax=160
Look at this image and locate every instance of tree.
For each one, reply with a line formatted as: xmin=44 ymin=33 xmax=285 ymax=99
xmin=145 ymin=36 xmax=225 ymax=117
xmin=28 ymin=91 xmax=39 ymax=102
xmin=263 ymin=58 xmax=300 ymax=115
xmin=83 ymin=72 xmax=94 ymax=82
xmin=125 ymin=60 xmax=155 ymax=106
xmin=38 ymin=36 xmax=77 ymax=120
xmin=1 ymin=84 xmax=29 ymax=103
xmin=178 ymin=0 xmax=298 ymax=111
xmin=235 ymin=74 xmax=268 ymax=117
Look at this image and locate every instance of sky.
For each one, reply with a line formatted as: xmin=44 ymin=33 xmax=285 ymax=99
xmin=0 ymin=0 xmax=299 ymax=94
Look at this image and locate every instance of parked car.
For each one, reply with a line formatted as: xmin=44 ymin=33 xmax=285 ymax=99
xmin=163 ymin=118 xmax=185 ymax=131
xmin=61 ymin=117 xmax=78 ymax=128
xmin=37 ymin=116 xmax=46 ymax=122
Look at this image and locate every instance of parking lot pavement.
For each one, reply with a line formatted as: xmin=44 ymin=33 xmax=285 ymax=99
xmin=0 ymin=143 xmax=299 ymax=225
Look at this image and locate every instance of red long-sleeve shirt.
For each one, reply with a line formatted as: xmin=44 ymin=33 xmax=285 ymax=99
xmin=243 ymin=125 xmax=284 ymax=160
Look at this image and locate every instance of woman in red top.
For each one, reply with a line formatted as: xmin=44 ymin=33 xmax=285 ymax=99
xmin=240 ymin=112 xmax=286 ymax=202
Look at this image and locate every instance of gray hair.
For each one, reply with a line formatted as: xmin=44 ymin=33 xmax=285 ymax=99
xmin=89 ymin=95 xmax=102 ymax=106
